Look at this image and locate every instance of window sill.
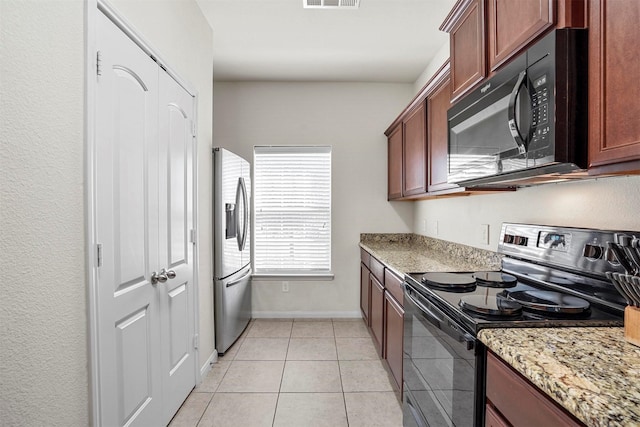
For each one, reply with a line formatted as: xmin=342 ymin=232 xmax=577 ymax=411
xmin=251 ymin=273 xmax=335 ymax=281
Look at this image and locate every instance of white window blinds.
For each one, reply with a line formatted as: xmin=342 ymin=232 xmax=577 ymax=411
xmin=253 ymin=146 xmax=331 ymax=275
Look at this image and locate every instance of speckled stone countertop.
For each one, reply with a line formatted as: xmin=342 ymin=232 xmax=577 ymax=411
xmin=359 ymin=233 xmax=502 ymax=278
xmin=479 ymin=327 xmax=640 ymax=427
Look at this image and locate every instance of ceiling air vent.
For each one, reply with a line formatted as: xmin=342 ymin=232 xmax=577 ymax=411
xmin=304 ymin=0 xmax=360 ymax=9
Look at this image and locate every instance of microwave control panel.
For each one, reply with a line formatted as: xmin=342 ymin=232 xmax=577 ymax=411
xmin=530 ymin=74 xmax=550 ymax=146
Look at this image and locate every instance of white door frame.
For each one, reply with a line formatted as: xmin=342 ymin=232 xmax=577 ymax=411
xmin=85 ymin=1 xmax=200 ymax=425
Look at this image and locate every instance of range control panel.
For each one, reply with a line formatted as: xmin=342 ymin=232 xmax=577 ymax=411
xmin=498 ymin=223 xmax=637 ymax=278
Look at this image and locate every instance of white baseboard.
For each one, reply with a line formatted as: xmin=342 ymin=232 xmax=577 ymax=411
xmin=252 ymin=310 xmax=362 ymax=319
xmin=199 ymin=350 xmax=218 ymax=381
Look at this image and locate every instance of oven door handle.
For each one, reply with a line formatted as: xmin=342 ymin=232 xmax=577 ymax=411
xmin=405 ymin=391 xmax=428 ymax=427
xmin=404 ymin=286 xmax=445 ymax=326
xmin=405 ymin=283 xmax=475 ymax=350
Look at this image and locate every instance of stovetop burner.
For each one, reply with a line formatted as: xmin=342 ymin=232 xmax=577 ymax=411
xmin=473 ymin=271 xmax=517 ymax=288
xmin=459 ymin=294 xmax=522 ymax=318
xmin=504 ymin=289 xmax=591 ymax=314
xmin=421 ymin=272 xmax=476 ymax=292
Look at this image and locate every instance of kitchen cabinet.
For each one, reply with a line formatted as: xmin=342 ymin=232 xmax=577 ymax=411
xmin=359 ymin=247 xmax=405 ymax=395
xmin=402 ymin=102 xmax=427 ymax=197
xmin=427 ymin=69 xmax=455 ymax=193
xmin=383 ymin=273 xmax=404 ymax=392
xmin=485 ymin=350 xmax=584 ymax=427
xmin=370 ymin=274 xmax=385 ymax=356
xmin=486 ymin=0 xmax=553 ymax=72
xmin=588 ymin=0 xmax=640 ymax=174
xmin=441 ymin=0 xmax=585 ymax=102
xmin=360 ymin=248 xmax=371 ymax=325
xmin=442 ymin=0 xmax=486 ymax=103
xmin=360 ymin=262 xmax=370 ymax=326
xmin=387 ymin=125 xmax=403 ymax=200
xmin=485 ymin=404 xmax=510 ymax=427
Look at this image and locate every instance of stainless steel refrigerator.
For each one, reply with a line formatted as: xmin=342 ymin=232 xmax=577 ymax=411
xmin=213 ymin=147 xmax=251 ymax=355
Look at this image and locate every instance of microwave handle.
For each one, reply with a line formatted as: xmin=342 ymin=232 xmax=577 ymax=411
xmin=508 ymin=71 xmax=528 ymax=155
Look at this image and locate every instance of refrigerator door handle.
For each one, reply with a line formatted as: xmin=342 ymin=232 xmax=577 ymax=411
xmin=238 ymin=177 xmax=249 ymax=252
xmin=226 ymin=270 xmax=252 ymax=288
xmin=234 ymin=177 xmax=243 ymax=251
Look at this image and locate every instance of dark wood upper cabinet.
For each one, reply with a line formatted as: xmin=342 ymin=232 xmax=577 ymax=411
xmin=588 ymin=0 xmax=640 ymax=174
xmin=427 ymin=70 xmax=455 ymax=193
xmin=442 ymin=0 xmax=585 ymax=102
xmin=486 ymin=0 xmax=554 ymax=72
xmin=441 ymin=0 xmax=486 ymax=103
xmin=387 ymin=125 xmax=403 ymax=200
xmin=402 ymin=102 xmax=427 ymax=196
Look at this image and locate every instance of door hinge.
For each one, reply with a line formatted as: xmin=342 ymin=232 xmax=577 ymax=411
xmin=96 ymin=51 xmax=102 ymax=76
xmin=193 ymin=334 xmax=199 ymax=350
xmin=190 ymin=229 xmax=197 ymax=245
xmin=96 ymin=244 xmax=103 ymax=267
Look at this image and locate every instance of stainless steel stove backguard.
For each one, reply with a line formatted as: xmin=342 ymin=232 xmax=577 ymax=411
xmin=498 ymin=223 xmax=637 ymax=279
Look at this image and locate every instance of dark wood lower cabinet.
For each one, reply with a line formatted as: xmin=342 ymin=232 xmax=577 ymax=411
xmin=359 ymin=248 xmax=405 ymax=397
xmin=360 ymin=263 xmax=370 ymax=326
xmin=384 ymin=291 xmax=404 ymax=391
xmin=486 ymin=350 xmax=584 ymax=426
xmin=485 ymin=403 xmax=510 ymax=427
xmin=370 ymin=275 xmax=385 ymax=356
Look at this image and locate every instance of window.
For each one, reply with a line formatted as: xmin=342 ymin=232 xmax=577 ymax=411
xmin=253 ymin=146 xmax=332 ymax=277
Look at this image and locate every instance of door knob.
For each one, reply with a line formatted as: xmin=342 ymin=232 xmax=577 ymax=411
xmin=151 ymin=271 xmax=168 ymax=285
xmin=165 ymin=269 xmax=176 ymax=279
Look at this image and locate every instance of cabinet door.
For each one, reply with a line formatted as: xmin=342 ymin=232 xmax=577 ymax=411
xmin=428 ymin=73 xmax=456 ymax=192
xmin=360 ymin=263 xmax=371 ymax=326
xmin=486 ymin=351 xmax=584 ymax=426
xmin=588 ymin=0 xmax=640 ymax=172
xmin=370 ymin=275 xmax=385 ymax=356
xmin=487 ymin=0 xmax=553 ymax=72
xmin=485 ymin=404 xmax=510 ymax=427
xmin=387 ymin=125 xmax=403 ymax=200
xmin=447 ymin=0 xmax=486 ymax=102
xmin=384 ymin=292 xmax=404 ymax=392
xmin=402 ymin=102 xmax=427 ymax=196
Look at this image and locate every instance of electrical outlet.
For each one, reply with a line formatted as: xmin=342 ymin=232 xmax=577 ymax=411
xmin=481 ymin=224 xmax=490 ymax=245
xmin=282 ymin=281 xmax=289 ymax=292
xmin=429 ymin=220 xmax=439 ymax=236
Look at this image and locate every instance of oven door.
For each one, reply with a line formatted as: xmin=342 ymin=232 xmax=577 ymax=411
xmin=403 ymin=281 xmax=481 ymax=427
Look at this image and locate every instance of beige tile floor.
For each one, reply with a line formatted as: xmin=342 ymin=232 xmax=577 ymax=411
xmin=169 ymin=318 xmax=403 ymax=427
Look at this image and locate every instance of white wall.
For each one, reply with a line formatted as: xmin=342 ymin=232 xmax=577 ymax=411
xmin=414 ymin=175 xmax=640 ymax=249
xmin=213 ymin=82 xmax=415 ymax=316
xmin=0 ymin=0 xmax=213 ymax=425
xmin=110 ymin=0 xmax=216 ymax=378
xmin=0 ymin=1 xmax=87 ymax=425
xmin=413 ymin=41 xmax=450 ymax=93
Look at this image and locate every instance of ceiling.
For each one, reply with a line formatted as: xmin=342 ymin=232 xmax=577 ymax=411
xmin=196 ymin=0 xmax=455 ymax=83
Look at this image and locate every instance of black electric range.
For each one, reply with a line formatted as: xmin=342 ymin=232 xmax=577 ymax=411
xmin=402 ymin=223 xmax=630 ymax=427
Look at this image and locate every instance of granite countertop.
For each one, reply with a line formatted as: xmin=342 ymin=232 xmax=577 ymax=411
xmin=359 ymin=233 xmax=502 ymax=278
xmin=479 ymin=327 xmax=640 ymax=427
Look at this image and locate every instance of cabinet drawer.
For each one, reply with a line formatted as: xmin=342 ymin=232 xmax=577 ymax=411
xmin=384 ymin=269 xmax=404 ymax=306
xmin=360 ymin=248 xmax=370 ymax=268
xmin=486 ymin=351 xmax=584 ymax=427
xmin=369 ymin=256 xmax=385 ymax=285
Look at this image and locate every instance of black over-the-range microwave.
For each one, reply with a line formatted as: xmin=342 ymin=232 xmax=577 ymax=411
xmin=447 ymin=29 xmax=588 ymax=187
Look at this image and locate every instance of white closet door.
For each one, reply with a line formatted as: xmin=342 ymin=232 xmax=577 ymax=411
xmin=158 ymin=69 xmax=196 ymax=422
xmin=95 ymin=11 xmax=162 ymax=427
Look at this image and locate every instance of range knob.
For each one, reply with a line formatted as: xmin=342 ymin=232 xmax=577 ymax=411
xmin=583 ymin=244 xmax=604 ymax=260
